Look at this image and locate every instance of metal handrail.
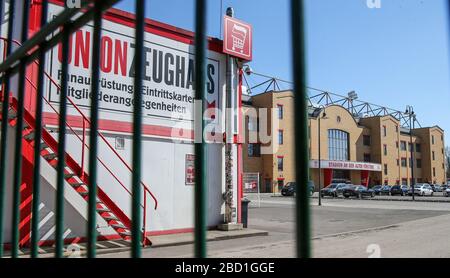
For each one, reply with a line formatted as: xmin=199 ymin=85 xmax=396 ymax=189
xmin=1 ymin=38 xmax=157 ymax=244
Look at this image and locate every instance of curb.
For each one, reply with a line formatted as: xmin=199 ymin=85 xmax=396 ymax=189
xmin=15 ymin=229 xmax=269 ymax=258
xmin=150 ymin=230 xmax=269 ymax=249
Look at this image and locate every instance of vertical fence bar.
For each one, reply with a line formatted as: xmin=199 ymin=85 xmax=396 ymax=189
xmin=11 ymin=0 xmax=31 ymax=258
xmin=87 ymin=2 xmax=103 ymax=258
xmin=0 ymin=0 xmax=15 ymax=258
xmin=31 ymin=0 xmax=49 ymax=258
xmin=55 ymin=26 xmax=70 ymax=258
xmin=194 ymin=0 xmax=207 ymax=258
xmin=81 ymin=119 xmax=86 ymax=178
xmin=131 ymin=0 xmax=145 ymax=258
xmin=290 ymin=0 xmax=311 ymax=258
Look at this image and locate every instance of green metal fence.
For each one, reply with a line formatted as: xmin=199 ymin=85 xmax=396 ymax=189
xmin=0 ymin=0 xmax=310 ymax=258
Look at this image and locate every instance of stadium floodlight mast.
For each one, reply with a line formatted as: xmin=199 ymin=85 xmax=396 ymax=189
xmin=348 ymin=91 xmax=358 ymax=115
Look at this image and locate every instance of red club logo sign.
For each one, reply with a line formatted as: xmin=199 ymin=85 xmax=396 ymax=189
xmin=223 ymin=16 xmax=252 ymax=61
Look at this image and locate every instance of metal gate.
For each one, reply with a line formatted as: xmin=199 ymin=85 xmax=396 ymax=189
xmin=0 ymin=0 xmax=310 ymax=258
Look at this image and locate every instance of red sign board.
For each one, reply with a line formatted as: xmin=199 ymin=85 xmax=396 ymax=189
xmin=223 ymin=16 xmax=252 ymax=61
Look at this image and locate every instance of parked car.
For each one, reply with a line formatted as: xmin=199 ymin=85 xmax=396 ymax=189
xmin=320 ymin=183 xmax=348 ymax=198
xmin=331 ymin=179 xmax=352 ymax=185
xmin=380 ymin=185 xmax=391 ymax=196
xmin=371 ymin=185 xmax=382 ymax=195
xmin=433 ymin=185 xmax=443 ymax=192
xmin=444 ymin=188 xmax=450 ymax=197
xmin=281 ymin=181 xmax=315 ymax=197
xmin=401 ymin=185 xmax=409 ymax=195
xmin=408 ymin=183 xmax=433 ymax=196
xmin=343 ymin=185 xmax=375 ymax=199
xmin=390 ymin=185 xmax=407 ymax=196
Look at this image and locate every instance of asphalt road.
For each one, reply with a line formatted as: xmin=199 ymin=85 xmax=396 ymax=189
xmin=99 ymin=195 xmax=450 ymax=258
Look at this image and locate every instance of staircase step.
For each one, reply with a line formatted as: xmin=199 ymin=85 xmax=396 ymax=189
xmin=111 ymin=223 xmax=127 ymax=229
xmin=78 ymin=191 xmax=88 ymax=196
xmin=40 ymin=142 xmax=48 ymax=150
xmin=8 ymin=110 xmax=17 ymax=120
xmin=64 ymin=173 xmax=76 ymax=178
xmin=97 ymin=207 xmax=111 ymax=213
xmin=23 ymin=131 xmax=34 ymax=141
xmin=118 ymin=231 xmax=131 ymax=236
xmin=43 ymin=153 xmax=57 ymax=160
xmin=70 ymin=182 xmax=85 ymax=188
xmin=103 ymin=215 xmax=118 ymax=221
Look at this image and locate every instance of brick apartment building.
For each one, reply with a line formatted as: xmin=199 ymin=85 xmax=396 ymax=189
xmin=242 ymin=90 xmax=446 ymax=193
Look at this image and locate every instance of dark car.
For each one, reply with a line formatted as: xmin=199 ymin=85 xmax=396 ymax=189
xmin=343 ymin=185 xmax=375 ymax=199
xmin=320 ymin=183 xmax=348 ymax=198
xmin=281 ymin=181 xmax=314 ymax=197
xmin=380 ymin=185 xmax=391 ymax=196
xmin=390 ymin=185 xmax=406 ymax=196
xmin=401 ymin=185 xmax=409 ymax=195
xmin=371 ymin=185 xmax=382 ymax=195
xmin=433 ymin=185 xmax=443 ymax=192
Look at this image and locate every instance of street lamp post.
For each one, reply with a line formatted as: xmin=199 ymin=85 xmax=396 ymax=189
xmin=317 ymin=106 xmax=326 ymax=206
xmin=406 ymin=105 xmax=415 ymax=201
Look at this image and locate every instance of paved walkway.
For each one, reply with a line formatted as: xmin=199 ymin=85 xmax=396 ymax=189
xmin=8 ymin=228 xmax=267 ymax=258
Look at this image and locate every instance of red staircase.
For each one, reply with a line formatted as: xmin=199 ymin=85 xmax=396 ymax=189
xmin=1 ymin=38 xmax=158 ymax=247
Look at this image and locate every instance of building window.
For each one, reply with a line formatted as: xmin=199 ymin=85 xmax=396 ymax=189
xmin=395 ymin=125 xmax=399 ymax=133
xmin=277 ymin=156 xmax=284 ymax=171
xmin=443 ymin=163 xmax=445 ymax=170
xmin=396 ymin=141 xmax=399 ymax=149
xmin=441 ymin=135 xmax=444 ymax=141
xmin=400 ymin=141 xmax=407 ymax=151
xmin=248 ymin=144 xmax=261 ymax=157
xmin=416 ymin=143 xmax=421 ymax=153
xmin=432 ymin=151 xmax=435 ymax=161
xmin=401 ymin=178 xmax=408 ymax=185
xmin=433 ymin=167 xmax=436 ymax=177
xmin=328 ymin=129 xmax=349 ymax=161
xmin=401 ymin=158 xmax=407 ymax=168
xmin=363 ymin=153 xmax=371 ymax=162
xmin=383 ymin=126 xmax=387 ymax=137
xmin=363 ymin=135 xmax=371 ymax=146
xmin=409 ymin=157 xmax=413 ymax=168
xmin=442 ymin=148 xmax=444 ymax=155
xmin=432 ymin=135 xmax=435 ymax=145
xmin=278 ymin=130 xmax=284 ymax=145
xmin=396 ymin=159 xmax=399 ymax=166
xmin=384 ymin=164 xmax=388 ymax=175
xmin=408 ymin=142 xmax=413 ymax=152
xmin=277 ymin=104 xmax=283 ymax=119
xmin=416 ymin=159 xmax=422 ymax=168
xmin=383 ymin=144 xmax=388 ymax=156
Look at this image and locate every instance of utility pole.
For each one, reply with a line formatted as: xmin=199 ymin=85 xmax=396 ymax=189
xmin=224 ymin=7 xmax=237 ymax=225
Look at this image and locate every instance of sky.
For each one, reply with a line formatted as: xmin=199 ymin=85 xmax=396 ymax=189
xmin=114 ymin=0 xmax=450 ymax=143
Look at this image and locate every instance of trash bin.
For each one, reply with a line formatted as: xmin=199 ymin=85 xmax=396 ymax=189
xmin=241 ymin=198 xmax=251 ymax=228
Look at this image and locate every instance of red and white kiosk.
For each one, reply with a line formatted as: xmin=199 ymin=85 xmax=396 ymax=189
xmin=0 ymin=0 xmax=250 ymax=247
